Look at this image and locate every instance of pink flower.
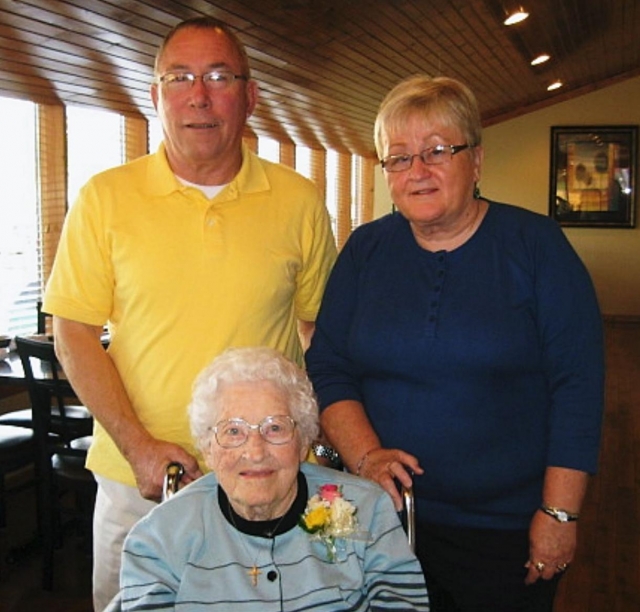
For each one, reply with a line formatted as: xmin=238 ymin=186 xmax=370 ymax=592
xmin=319 ymin=484 xmax=341 ymax=502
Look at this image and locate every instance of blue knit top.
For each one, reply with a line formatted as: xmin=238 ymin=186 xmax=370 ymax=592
xmin=306 ymin=202 xmax=604 ymax=529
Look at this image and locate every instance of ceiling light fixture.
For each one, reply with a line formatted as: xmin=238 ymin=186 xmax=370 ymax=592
xmin=547 ymin=80 xmax=563 ymax=91
xmin=531 ymin=54 xmax=550 ymax=66
xmin=504 ymin=8 xmax=529 ymax=25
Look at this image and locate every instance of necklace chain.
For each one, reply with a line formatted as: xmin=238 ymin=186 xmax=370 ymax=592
xmin=227 ymin=502 xmax=287 ymax=586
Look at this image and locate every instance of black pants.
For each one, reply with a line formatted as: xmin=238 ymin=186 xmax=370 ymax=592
xmin=416 ymin=521 xmax=562 ymax=612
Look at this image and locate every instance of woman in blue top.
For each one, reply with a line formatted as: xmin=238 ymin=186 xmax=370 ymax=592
xmin=306 ymin=75 xmax=604 ymax=612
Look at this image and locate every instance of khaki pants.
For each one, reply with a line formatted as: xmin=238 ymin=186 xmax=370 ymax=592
xmin=92 ymin=475 xmax=156 ymax=612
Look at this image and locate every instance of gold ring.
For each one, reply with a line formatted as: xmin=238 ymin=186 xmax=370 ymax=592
xmin=534 ymin=561 xmax=546 ymax=572
xmin=556 ymin=562 xmax=568 ymax=572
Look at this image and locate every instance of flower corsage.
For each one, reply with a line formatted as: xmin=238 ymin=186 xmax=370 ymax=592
xmin=299 ymin=483 xmax=370 ymax=562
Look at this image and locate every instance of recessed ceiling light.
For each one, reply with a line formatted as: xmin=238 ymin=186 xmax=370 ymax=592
xmin=531 ymin=54 xmax=550 ymax=66
xmin=504 ymin=9 xmax=529 ymax=25
xmin=547 ymin=80 xmax=563 ymax=91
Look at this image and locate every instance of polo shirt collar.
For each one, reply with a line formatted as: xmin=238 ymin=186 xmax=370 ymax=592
xmin=147 ymin=141 xmax=270 ymax=200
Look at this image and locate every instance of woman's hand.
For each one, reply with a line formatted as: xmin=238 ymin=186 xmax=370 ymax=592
xmin=357 ymin=447 xmax=423 ymax=511
xmin=319 ymin=400 xmax=423 ymax=509
xmin=524 ymin=509 xmax=576 ymax=585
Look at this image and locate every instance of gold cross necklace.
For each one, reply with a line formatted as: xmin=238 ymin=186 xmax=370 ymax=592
xmin=247 ymin=565 xmax=262 ymax=586
xmin=227 ymin=502 xmax=287 ymax=587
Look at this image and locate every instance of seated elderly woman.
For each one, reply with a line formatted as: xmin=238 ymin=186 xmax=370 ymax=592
xmin=117 ymin=346 xmax=429 ymax=611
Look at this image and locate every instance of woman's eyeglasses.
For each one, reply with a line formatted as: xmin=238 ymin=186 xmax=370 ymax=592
xmin=381 ymin=144 xmax=471 ymax=173
xmin=211 ymin=415 xmax=296 ymax=448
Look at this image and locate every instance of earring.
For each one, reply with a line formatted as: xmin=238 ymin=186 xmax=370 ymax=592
xmin=473 ymin=184 xmax=481 ymax=199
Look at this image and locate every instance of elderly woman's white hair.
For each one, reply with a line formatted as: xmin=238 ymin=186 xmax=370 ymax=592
xmin=189 ymin=346 xmax=319 ymax=452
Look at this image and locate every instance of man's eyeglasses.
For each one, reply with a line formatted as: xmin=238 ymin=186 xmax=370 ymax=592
xmin=211 ymin=415 xmax=296 ymax=448
xmin=156 ymin=70 xmax=249 ymax=92
xmin=381 ymin=144 xmax=471 ymax=173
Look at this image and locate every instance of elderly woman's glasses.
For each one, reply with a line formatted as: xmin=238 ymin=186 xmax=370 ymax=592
xmin=381 ymin=144 xmax=470 ymax=173
xmin=157 ymin=70 xmax=248 ymax=92
xmin=212 ymin=415 xmax=296 ymax=448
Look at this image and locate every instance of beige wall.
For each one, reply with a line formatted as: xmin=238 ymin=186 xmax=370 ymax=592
xmin=373 ymin=164 xmax=393 ymax=219
xmin=482 ymin=76 xmax=640 ymax=317
xmin=373 ymin=75 xmax=640 ymax=317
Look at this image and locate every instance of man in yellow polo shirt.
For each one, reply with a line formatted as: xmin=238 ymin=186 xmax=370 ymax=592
xmin=43 ymin=16 xmax=336 ymax=611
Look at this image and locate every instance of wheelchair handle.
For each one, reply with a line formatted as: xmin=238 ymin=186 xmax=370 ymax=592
xmin=402 ymin=486 xmax=415 ymax=552
xmin=163 ymin=462 xmax=185 ymax=501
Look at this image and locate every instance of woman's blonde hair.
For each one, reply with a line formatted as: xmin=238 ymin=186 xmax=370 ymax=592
xmin=374 ymin=75 xmax=482 ymax=159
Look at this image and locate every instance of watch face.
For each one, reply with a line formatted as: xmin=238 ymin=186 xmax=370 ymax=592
xmin=542 ymin=505 xmax=577 ymax=522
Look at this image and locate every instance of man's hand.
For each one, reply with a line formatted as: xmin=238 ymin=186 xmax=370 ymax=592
xmin=127 ymin=438 xmax=203 ymax=502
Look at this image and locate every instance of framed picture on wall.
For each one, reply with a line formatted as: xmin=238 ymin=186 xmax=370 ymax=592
xmin=549 ymin=125 xmax=637 ymax=228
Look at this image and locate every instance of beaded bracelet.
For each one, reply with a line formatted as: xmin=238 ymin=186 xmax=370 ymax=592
xmin=355 ymin=448 xmax=378 ymax=476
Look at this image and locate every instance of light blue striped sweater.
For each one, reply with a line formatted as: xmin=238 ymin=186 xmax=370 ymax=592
xmin=120 ymin=462 xmax=429 ymax=611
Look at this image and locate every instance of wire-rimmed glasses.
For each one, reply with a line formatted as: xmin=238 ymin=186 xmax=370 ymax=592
xmin=211 ymin=415 xmax=297 ymax=448
xmin=156 ymin=69 xmax=248 ymax=93
xmin=381 ymin=144 xmax=471 ymax=173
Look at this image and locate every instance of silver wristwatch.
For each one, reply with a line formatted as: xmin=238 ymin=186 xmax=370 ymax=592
xmin=312 ymin=443 xmax=342 ymax=467
xmin=540 ymin=504 xmax=579 ymax=522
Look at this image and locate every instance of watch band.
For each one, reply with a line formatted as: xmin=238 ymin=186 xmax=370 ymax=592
xmin=312 ymin=443 xmax=342 ymax=467
xmin=540 ymin=504 xmax=579 ymax=522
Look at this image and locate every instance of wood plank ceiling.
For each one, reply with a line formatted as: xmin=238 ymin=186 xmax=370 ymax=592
xmin=0 ymin=0 xmax=639 ymax=157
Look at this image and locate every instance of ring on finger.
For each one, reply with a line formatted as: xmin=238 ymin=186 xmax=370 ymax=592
xmin=556 ymin=562 xmax=568 ymax=572
xmin=534 ymin=561 xmax=546 ymax=572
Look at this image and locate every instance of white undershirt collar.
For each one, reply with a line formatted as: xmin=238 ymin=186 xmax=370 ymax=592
xmin=177 ymin=176 xmax=228 ymax=199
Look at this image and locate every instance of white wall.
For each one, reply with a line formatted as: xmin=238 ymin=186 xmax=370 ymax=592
xmin=372 ymin=75 xmax=640 ymax=317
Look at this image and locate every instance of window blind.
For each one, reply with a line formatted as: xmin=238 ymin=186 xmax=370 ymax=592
xmin=335 ymin=151 xmax=352 ymax=250
xmin=36 ymin=103 xmax=68 ymax=335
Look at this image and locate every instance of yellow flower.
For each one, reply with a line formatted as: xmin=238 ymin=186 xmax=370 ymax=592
xmin=304 ymin=505 xmax=330 ymax=531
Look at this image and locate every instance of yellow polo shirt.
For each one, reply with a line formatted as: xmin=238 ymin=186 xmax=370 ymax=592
xmin=44 ymin=143 xmax=336 ymax=485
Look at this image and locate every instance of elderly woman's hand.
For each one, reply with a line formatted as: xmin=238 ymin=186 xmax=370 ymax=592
xmin=356 ymin=448 xmax=423 ymax=511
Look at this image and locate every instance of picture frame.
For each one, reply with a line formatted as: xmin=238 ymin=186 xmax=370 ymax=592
xmin=549 ymin=125 xmax=637 ymax=228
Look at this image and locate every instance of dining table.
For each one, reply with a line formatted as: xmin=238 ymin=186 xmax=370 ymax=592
xmin=0 ymin=332 xmax=110 ymax=388
xmin=0 ymin=350 xmax=29 ymax=385
xmin=0 ymin=335 xmax=60 ymax=387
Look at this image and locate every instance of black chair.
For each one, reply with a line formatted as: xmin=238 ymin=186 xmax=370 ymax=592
xmin=15 ymin=336 xmax=96 ymax=590
xmin=0 ymin=334 xmax=34 ymax=431
xmin=36 ymin=300 xmax=52 ymax=336
xmin=0 ymin=424 xmax=36 ymax=580
xmin=0 ymin=424 xmax=35 ymax=529
xmin=0 ymin=407 xmax=33 ymax=430
xmin=0 ymin=334 xmax=91 ymax=433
